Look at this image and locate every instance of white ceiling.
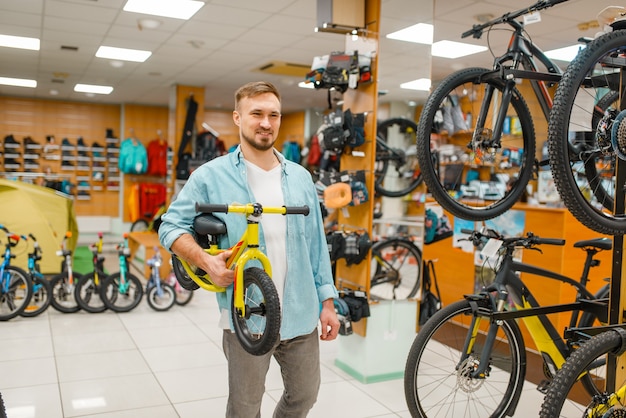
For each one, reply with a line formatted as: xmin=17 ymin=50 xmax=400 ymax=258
xmin=0 ymin=0 xmax=616 ymax=114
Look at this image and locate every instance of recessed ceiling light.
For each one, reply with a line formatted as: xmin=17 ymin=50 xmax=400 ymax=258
xmin=110 ymin=60 xmax=124 ymax=68
xmin=298 ymin=82 xmax=315 ymax=89
xmin=0 ymin=34 xmax=40 ymax=50
xmin=96 ymin=46 xmax=152 ymax=62
xmin=137 ymin=18 xmax=162 ymax=30
xmin=50 ymin=89 xmax=59 ymax=95
xmin=431 ymin=41 xmax=488 ymax=59
xmin=545 ymin=44 xmax=584 ymax=62
xmin=123 ymin=0 xmax=204 ymax=20
xmin=386 ymin=23 xmax=433 ymax=45
xmin=74 ymin=84 xmax=113 ymax=95
xmin=400 ymin=78 xmax=431 ymax=91
xmin=0 ymin=77 xmax=37 ymax=88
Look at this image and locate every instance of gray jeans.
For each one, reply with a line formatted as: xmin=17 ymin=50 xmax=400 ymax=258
xmin=223 ymin=329 xmax=321 ymax=418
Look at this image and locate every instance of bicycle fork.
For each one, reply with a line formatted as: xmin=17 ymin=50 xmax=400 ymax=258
xmin=473 ymin=78 xmax=516 ymax=152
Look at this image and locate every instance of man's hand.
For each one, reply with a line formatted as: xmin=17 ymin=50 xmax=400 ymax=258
xmin=319 ymin=298 xmax=340 ymax=341
xmin=201 ymin=250 xmax=234 ymax=287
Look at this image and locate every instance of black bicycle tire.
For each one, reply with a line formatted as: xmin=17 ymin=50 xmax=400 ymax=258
xmin=74 ymin=271 xmax=108 ymax=313
xmin=100 ymin=272 xmax=144 ymax=312
xmin=404 ymin=299 xmax=526 ymax=417
xmin=171 ymin=255 xmax=200 ymax=291
xmin=0 ymin=265 xmax=33 ymax=321
xmin=375 ymin=118 xmax=423 ymax=197
xmin=539 ymin=329 xmax=624 ymax=418
xmin=0 ymin=391 xmax=6 ymax=418
xmin=548 ymin=29 xmax=626 ymax=235
xmin=231 ymin=267 xmax=281 ymax=356
xmin=174 ymin=285 xmax=194 ymax=306
xmin=369 ymin=238 xmax=422 ymax=300
xmin=49 ymin=271 xmax=81 ymax=313
xmin=130 ymin=219 xmax=149 ymax=232
xmin=146 ymin=282 xmax=176 ymax=311
xmin=21 ymin=274 xmax=52 ymax=317
xmin=416 ymin=67 xmax=536 ymax=221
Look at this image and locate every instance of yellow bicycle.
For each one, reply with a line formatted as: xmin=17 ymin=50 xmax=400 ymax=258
xmin=172 ymin=202 xmax=309 ymax=355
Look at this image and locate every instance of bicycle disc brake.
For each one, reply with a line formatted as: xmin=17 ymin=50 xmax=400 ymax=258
xmin=471 ymin=128 xmax=498 ymax=164
xmin=457 ymin=356 xmax=486 ymax=393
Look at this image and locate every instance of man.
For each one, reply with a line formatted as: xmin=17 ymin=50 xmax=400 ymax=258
xmin=159 ymin=81 xmax=340 ymax=417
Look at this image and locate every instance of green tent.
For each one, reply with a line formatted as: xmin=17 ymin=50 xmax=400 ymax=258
xmin=0 ymin=179 xmax=79 ymax=274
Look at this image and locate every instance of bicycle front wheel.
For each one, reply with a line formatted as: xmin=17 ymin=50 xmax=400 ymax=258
xmin=369 ymin=238 xmax=422 ymax=301
xmin=50 ymin=271 xmax=81 ymax=313
xmin=21 ymin=274 xmax=52 ymax=317
xmin=101 ymin=272 xmax=144 ymax=312
xmin=0 ymin=266 xmax=32 ymax=321
xmin=146 ymin=282 xmax=176 ymax=311
xmin=74 ymin=271 xmax=108 ymax=313
xmin=416 ymin=67 xmax=536 ymax=221
xmin=540 ymin=329 xmax=626 ymax=418
xmin=548 ymin=29 xmax=626 ymax=235
xmin=130 ymin=219 xmax=149 ymax=232
xmin=375 ymin=118 xmax=422 ymax=198
xmin=231 ymin=267 xmax=281 ymax=356
xmin=404 ymin=299 xmax=526 ymax=417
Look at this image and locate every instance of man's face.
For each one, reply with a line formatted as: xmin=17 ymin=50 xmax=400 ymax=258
xmin=233 ymin=92 xmax=281 ymax=151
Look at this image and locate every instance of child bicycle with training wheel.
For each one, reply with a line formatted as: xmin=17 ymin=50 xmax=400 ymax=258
xmin=170 ymin=202 xmax=309 ymax=356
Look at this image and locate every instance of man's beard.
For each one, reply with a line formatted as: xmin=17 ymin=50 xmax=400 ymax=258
xmin=242 ymin=130 xmax=275 ymax=151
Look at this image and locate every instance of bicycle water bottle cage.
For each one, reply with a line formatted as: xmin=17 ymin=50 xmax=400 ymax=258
xmin=193 ymin=214 xmax=227 ymax=247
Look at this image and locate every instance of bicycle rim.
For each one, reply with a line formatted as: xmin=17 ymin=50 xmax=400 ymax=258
xmin=416 ymin=67 xmax=536 ymax=221
xmin=130 ymin=219 xmax=149 ymax=232
xmin=147 ymin=283 xmax=176 ymax=311
xmin=404 ymin=299 xmax=526 ymax=417
xmin=231 ymin=267 xmax=281 ymax=356
xmin=101 ymin=272 xmax=144 ymax=312
xmin=369 ymin=238 xmax=422 ymax=301
xmin=0 ymin=266 xmax=32 ymax=320
xmin=50 ymin=272 xmax=81 ymax=313
xmin=375 ymin=118 xmax=422 ymax=197
xmin=540 ymin=330 xmax=625 ymax=418
xmin=21 ymin=275 xmax=52 ymax=317
xmin=75 ymin=272 xmax=107 ymax=313
xmin=548 ymin=30 xmax=626 ymax=235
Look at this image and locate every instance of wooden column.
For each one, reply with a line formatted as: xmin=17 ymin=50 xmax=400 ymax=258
xmin=168 ymin=84 xmax=205 ymax=202
xmin=334 ymin=0 xmax=379 ymax=337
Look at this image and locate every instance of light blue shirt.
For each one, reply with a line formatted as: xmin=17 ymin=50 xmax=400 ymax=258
xmin=159 ymin=146 xmax=338 ymax=340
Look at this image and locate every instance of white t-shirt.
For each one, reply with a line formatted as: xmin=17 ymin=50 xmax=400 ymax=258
xmin=244 ymin=159 xmax=287 ymax=302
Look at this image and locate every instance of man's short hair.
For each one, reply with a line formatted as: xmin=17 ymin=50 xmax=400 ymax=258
xmin=234 ymin=81 xmax=281 ymax=110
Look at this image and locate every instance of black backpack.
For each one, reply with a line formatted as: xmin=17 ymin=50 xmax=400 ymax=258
xmin=419 ymin=260 xmax=442 ymax=326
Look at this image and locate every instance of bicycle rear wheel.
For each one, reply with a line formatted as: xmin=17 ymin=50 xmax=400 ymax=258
xmin=21 ymin=274 xmax=52 ymax=317
xmin=231 ymin=267 xmax=281 ymax=356
xmin=146 ymin=282 xmax=176 ymax=311
xmin=130 ymin=219 xmax=149 ymax=232
xmin=0 ymin=266 xmax=32 ymax=320
xmin=540 ymin=329 xmax=625 ymax=418
xmin=548 ymin=29 xmax=626 ymax=235
xmin=50 ymin=271 xmax=81 ymax=313
xmin=74 ymin=271 xmax=108 ymax=313
xmin=369 ymin=238 xmax=422 ymax=301
xmin=375 ymin=118 xmax=422 ymax=197
xmin=404 ymin=299 xmax=526 ymax=417
xmin=416 ymin=67 xmax=535 ymax=221
xmin=100 ymin=272 xmax=144 ymax=312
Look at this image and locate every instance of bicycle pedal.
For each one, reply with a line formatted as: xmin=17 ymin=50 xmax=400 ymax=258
xmin=536 ymin=379 xmax=551 ymax=394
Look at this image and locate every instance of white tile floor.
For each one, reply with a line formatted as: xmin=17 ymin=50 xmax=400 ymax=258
xmin=0 ymin=248 xmax=548 ymax=418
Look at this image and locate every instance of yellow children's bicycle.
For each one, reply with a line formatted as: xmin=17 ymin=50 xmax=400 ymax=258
xmin=172 ymin=202 xmax=309 ymax=356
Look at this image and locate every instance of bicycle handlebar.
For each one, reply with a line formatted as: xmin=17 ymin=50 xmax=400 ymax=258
xmin=461 ymin=0 xmax=569 ymax=39
xmin=195 ymin=203 xmax=310 ymax=216
xmin=460 ymin=229 xmax=565 ymax=248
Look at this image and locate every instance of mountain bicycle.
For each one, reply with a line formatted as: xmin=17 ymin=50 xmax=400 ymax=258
xmin=21 ymin=233 xmax=52 ymax=317
xmin=50 ymin=231 xmax=83 ymax=313
xmin=369 ymin=234 xmax=422 ymax=301
xmin=172 ymin=202 xmax=310 ymax=356
xmin=539 ymin=325 xmax=626 ymax=417
xmin=375 ymin=117 xmax=422 ymax=198
xmin=100 ymin=233 xmax=144 ymax=312
xmin=415 ymin=0 xmax=592 ymax=222
xmin=145 ymin=247 xmax=176 ymax=311
xmin=74 ymin=232 xmax=108 ymax=313
xmin=547 ymin=16 xmax=626 ymax=235
xmin=404 ymin=228 xmax=611 ymax=417
xmin=0 ymin=225 xmax=32 ymax=320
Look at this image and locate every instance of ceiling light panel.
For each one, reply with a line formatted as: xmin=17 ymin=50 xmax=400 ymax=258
xmin=386 ymin=23 xmax=433 ymax=45
xmin=0 ymin=34 xmax=40 ymax=50
xmin=545 ymin=44 xmax=584 ymax=62
xmin=96 ymin=46 xmax=152 ymax=62
xmin=123 ymin=0 xmax=204 ymax=20
xmin=400 ymin=78 xmax=431 ymax=91
xmin=74 ymin=83 xmax=113 ymax=94
xmin=431 ymin=41 xmax=488 ymax=59
xmin=0 ymin=77 xmax=37 ymax=88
